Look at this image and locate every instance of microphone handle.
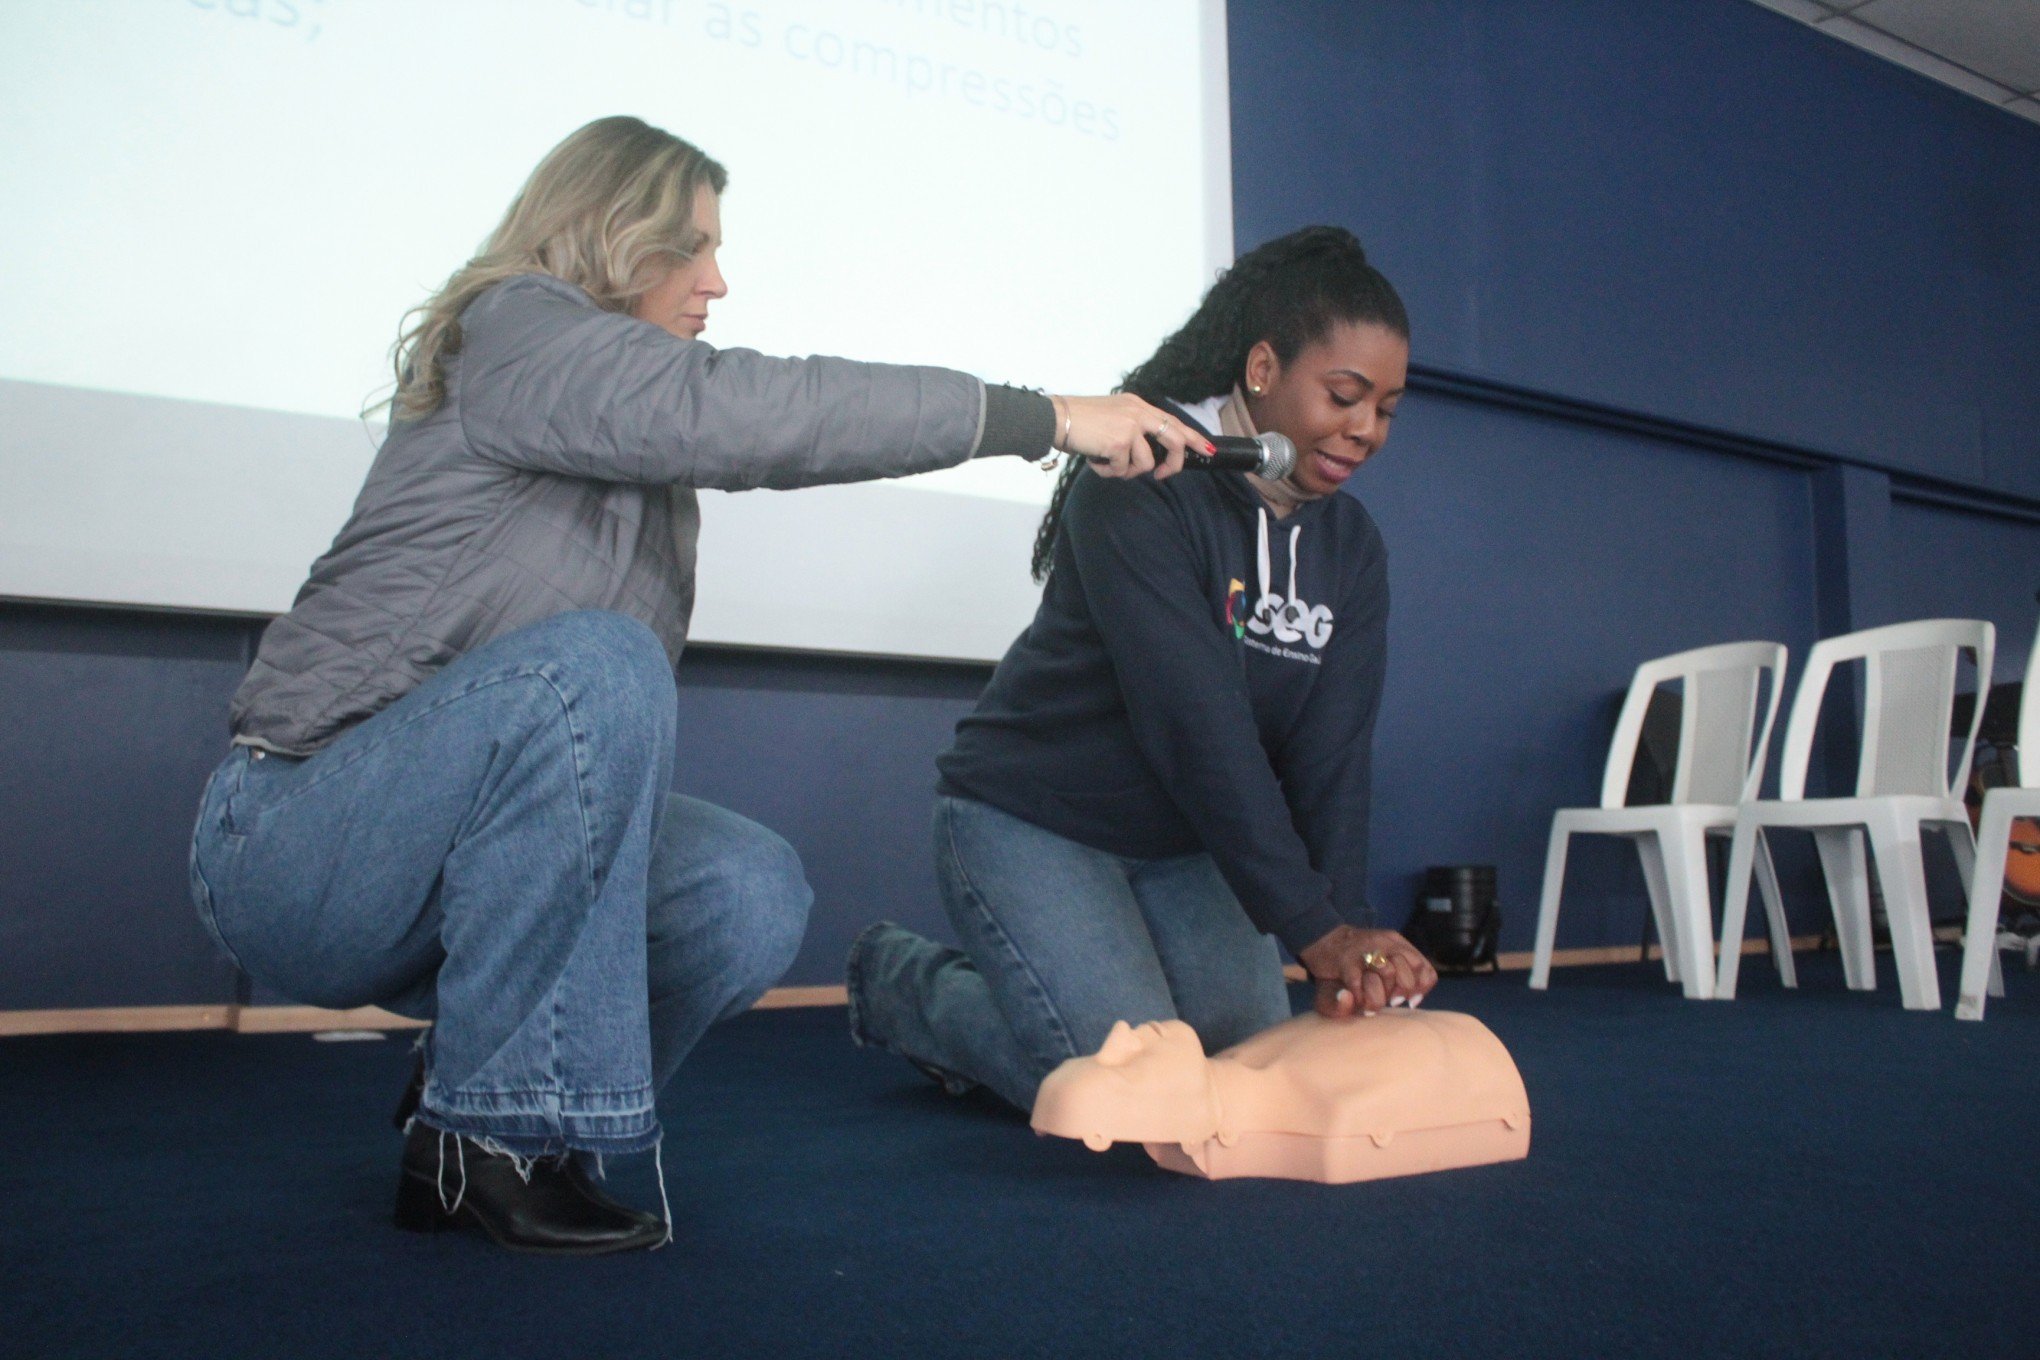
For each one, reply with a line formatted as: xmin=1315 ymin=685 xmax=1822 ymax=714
xmin=1141 ymin=433 xmax=1267 ymax=472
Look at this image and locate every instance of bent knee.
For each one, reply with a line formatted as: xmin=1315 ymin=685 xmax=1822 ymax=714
xmin=532 ymin=611 xmax=677 ymax=712
xmin=664 ymin=825 xmax=812 ymax=999
xmin=737 ymin=830 xmax=813 ymax=979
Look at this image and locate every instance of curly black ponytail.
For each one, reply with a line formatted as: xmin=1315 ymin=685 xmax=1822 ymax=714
xmin=1030 ymin=225 xmax=1408 ymax=582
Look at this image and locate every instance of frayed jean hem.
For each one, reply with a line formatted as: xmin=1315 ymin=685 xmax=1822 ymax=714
xmin=418 ymin=1087 xmax=662 ymax=1158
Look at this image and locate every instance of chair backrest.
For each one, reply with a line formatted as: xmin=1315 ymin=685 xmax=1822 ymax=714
xmin=1775 ymin=619 xmax=1996 ymax=802
xmin=1600 ymin=641 xmax=1788 ymax=810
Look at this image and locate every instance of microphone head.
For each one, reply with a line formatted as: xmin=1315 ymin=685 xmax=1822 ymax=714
xmin=1255 ymin=432 xmax=1297 ymax=480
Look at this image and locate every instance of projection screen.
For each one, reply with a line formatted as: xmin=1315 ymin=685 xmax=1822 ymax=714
xmin=0 ymin=0 xmax=1233 ymax=661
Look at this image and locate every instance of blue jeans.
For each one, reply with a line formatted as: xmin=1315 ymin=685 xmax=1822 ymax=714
xmin=846 ymin=795 xmax=1292 ymax=1111
xmin=188 ymin=611 xmax=812 ymax=1157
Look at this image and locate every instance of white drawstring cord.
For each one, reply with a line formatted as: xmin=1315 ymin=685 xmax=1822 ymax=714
xmin=1252 ymin=509 xmax=1307 ymax=638
xmin=653 ymin=1141 xmax=674 ymax=1249
xmin=435 ymin=1129 xmax=468 ymax=1216
xmin=1255 ymin=508 xmax=1271 ymax=606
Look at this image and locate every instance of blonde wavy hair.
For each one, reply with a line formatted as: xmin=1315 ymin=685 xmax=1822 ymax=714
xmin=382 ymin=116 xmax=728 ymax=421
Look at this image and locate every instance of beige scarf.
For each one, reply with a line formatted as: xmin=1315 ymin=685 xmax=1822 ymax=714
xmin=1219 ymin=385 xmax=1319 ymax=520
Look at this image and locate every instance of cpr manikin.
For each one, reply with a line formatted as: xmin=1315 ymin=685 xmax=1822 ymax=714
xmin=1031 ymin=1010 xmax=1530 ymax=1183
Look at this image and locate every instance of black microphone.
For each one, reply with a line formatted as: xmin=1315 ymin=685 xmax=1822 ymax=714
xmin=1137 ymin=431 xmax=1297 ymax=478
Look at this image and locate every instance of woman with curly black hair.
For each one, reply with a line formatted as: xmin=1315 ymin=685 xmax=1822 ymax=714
xmin=847 ymin=226 xmax=1437 ymax=1112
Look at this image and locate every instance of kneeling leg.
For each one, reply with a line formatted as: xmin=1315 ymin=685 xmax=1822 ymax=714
xmin=645 ymin=796 xmax=813 ymax=1094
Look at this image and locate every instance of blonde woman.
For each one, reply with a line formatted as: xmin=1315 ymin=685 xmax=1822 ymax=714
xmin=186 ymin=115 xmax=1205 ymax=1255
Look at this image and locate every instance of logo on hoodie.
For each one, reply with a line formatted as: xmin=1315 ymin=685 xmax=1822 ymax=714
xmin=1224 ymin=579 xmax=1247 ymax=638
xmin=1249 ymin=590 xmax=1334 ymax=650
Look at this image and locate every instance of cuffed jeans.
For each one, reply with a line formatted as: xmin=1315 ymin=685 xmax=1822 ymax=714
xmin=847 ymin=794 xmax=1291 ymax=1112
xmin=188 ymin=611 xmax=811 ymax=1157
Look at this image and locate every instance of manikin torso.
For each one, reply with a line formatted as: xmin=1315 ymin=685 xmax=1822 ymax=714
xmin=1030 ymin=1011 xmax=1531 ymax=1183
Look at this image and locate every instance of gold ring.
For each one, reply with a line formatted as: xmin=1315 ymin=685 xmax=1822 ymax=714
xmin=1360 ymin=951 xmax=1390 ymax=971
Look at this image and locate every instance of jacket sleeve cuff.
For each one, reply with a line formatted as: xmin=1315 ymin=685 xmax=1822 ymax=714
xmin=1273 ymin=902 xmax=1350 ymax=960
xmin=974 ymin=385 xmax=1056 ymax=460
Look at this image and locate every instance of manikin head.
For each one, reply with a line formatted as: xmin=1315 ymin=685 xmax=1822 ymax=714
xmin=1031 ymin=1020 xmax=1222 ymax=1151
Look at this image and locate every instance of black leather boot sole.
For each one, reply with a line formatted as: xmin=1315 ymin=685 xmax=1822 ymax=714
xmin=393 ymin=1122 xmax=667 ymax=1256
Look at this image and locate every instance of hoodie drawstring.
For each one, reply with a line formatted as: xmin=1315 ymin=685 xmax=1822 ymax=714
xmin=1252 ymin=508 xmax=1304 ymax=634
xmin=1255 ymin=507 xmax=1271 ymax=609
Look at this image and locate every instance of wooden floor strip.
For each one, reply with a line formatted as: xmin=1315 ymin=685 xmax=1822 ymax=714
xmin=0 ymin=1005 xmax=236 ymax=1036
xmin=233 ymin=1005 xmax=428 ymax=1034
xmin=752 ymin=985 xmax=850 ymax=1009
xmin=0 ymin=1003 xmax=429 ymax=1037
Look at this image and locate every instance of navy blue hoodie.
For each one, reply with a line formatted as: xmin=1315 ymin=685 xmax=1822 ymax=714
xmin=937 ymin=406 xmax=1389 ymax=955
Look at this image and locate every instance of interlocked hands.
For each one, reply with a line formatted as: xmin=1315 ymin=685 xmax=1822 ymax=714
xmin=1297 ymin=925 xmax=1440 ymax=1018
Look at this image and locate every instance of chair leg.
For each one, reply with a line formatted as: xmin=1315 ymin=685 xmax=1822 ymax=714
xmin=1658 ymin=828 xmax=1715 ymax=1000
xmin=1945 ymin=820 xmax=1976 ymax=885
xmin=1529 ymin=820 xmax=1572 ymax=991
xmin=1865 ymin=808 xmax=1942 ymax=1011
xmin=1940 ymin=819 xmax=1993 ymax=998
xmin=1634 ymin=833 xmax=1682 ymax=986
xmin=1956 ymin=798 xmax=2016 ymax=1021
xmin=1715 ymin=821 xmax=1760 ymax=1001
xmin=1751 ymin=829 xmax=1797 ymax=989
xmin=1814 ymin=828 xmax=1877 ymax=992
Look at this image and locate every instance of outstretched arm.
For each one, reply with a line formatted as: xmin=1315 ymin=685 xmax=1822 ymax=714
xmin=455 ymin=275 xmax=1207 ymax=488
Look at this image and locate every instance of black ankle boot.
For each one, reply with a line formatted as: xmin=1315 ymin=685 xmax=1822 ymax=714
xmin=393 ymin=1122 xmax=668 ymax=1255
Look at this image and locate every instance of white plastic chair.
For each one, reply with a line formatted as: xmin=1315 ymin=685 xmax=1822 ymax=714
xmin=1955 ymin=616 xmax=2038 ymax=1021
xmin=1716 ymin=619 xmax=1995 ymax=1010
xmin=1530 ymin=641 xmax=1789 ymax=1000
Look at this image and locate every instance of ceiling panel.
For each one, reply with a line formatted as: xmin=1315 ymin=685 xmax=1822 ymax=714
xmin=1854 ymin=0 xmax=2040 ymax=94
xmin=1747 ymin=0 xmax=2040 ymax=118
xmin=1824 ymin=14 xmax=2027 ymax=99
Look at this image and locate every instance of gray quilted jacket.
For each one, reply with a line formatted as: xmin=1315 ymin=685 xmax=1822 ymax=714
xmin=230 ymin=273 xmax=1052 ymax=756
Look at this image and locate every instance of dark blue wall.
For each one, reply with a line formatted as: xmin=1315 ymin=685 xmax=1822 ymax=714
xmin=0 ymin=608 xmax=247 ymax=1008
xmin=1228 ymin=0 xmax=2040 ymax=954
xmin=1231 ymin=0 xmax=2040 ymax=497
xmin=1359 ymin=390 xmax=1826 ymax=949
xmin=4 ymin=0 xmax=2038 ymax=1010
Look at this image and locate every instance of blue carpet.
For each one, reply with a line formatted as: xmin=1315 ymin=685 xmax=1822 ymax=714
xmin=4 ymin=952 xmax=2036 ymax=1359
